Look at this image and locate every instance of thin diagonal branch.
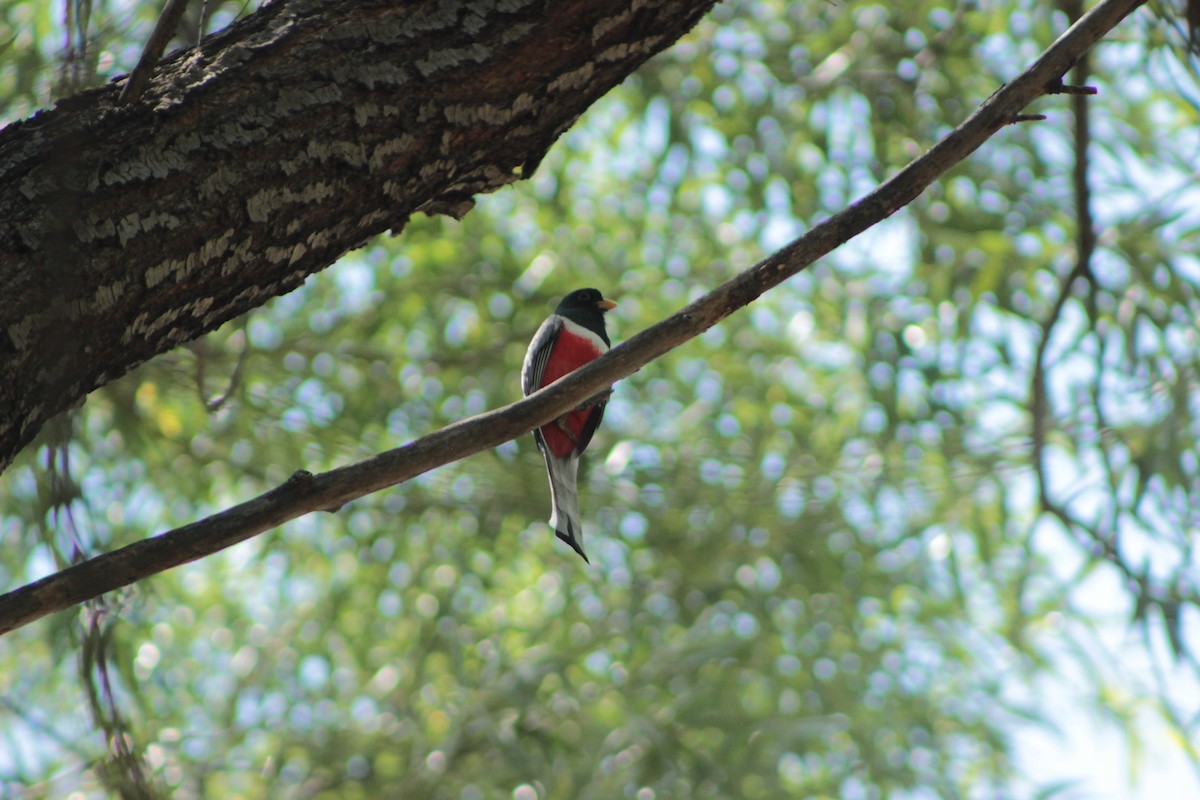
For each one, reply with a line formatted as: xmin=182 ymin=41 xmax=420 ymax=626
xmin=0 ymin=0 xmax=1149 ymax=637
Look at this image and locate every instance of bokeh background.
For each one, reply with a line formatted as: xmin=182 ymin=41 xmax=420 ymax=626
xmin=1 ymin=1 xmax=1199 ymax=797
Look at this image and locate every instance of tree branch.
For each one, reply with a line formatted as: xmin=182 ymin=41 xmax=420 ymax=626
xmin=0 ymin=0 xmax=1149 ymax=637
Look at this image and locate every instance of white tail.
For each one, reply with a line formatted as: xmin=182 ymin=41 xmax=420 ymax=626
xmin=543 ymin=452 xmax=587 ymax=562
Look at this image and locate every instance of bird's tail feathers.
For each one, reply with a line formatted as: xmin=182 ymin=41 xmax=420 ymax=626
xmin=544 ymin=453 xmax=588 ymax=563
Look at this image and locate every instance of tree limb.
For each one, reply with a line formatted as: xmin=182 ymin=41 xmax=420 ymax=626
xmin=0 ymin=0 xmax=1149 ymax=637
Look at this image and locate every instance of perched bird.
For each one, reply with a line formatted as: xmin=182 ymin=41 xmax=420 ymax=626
xmin=521 ymin=288 xmax=618 ymax=562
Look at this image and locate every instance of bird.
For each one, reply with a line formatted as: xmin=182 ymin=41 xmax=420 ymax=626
xmin=521 ymin=288 xmax=617 ymax=563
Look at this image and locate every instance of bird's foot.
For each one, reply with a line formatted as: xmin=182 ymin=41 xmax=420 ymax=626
xmin=555 ymin=416 xmax=583 ymax=448
xmin=573 ymin=387 xmax=613 ymax=412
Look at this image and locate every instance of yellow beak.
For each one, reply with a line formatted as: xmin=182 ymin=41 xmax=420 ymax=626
xmin=596 ymin=299 xmax=618 ymax=311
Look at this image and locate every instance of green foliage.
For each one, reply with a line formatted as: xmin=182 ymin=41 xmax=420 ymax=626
xmin=2 ymin=1 xmax=1200 ymax=798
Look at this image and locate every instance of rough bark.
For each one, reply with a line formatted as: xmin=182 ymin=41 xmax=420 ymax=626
xmin=0 ymin=0 xmax=718 ymax=473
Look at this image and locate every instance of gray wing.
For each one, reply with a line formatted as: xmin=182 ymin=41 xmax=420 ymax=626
xmin=521 ymin=314 xmax=563 ymax=398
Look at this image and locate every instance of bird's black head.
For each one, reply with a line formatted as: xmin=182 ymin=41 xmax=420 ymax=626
xmin=555 ymin=288 xmax=617 ymax=345
xmin=556 ymin=288 xmax=615 ymax=314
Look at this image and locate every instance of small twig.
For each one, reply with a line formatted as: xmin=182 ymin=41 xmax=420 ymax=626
xmin=1047 ymin=80 xmax=1098 ymax=94
xmin=118 ymin=0 xmax=193 ymax=105
xmin=198 ymin=0 xmax=209 ymax=41
xmin=194 ymin=320 xmax=250 ymax=412
xmin=1005 ymin=113 xmax=1048 ymax=125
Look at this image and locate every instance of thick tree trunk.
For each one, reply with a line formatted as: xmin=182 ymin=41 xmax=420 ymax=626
xmin=0 ymin=0 xmax=716 ymax=473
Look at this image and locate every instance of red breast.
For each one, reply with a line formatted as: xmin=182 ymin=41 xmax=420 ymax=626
xmin=538 ymin=328 xmax=606 ymax=458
